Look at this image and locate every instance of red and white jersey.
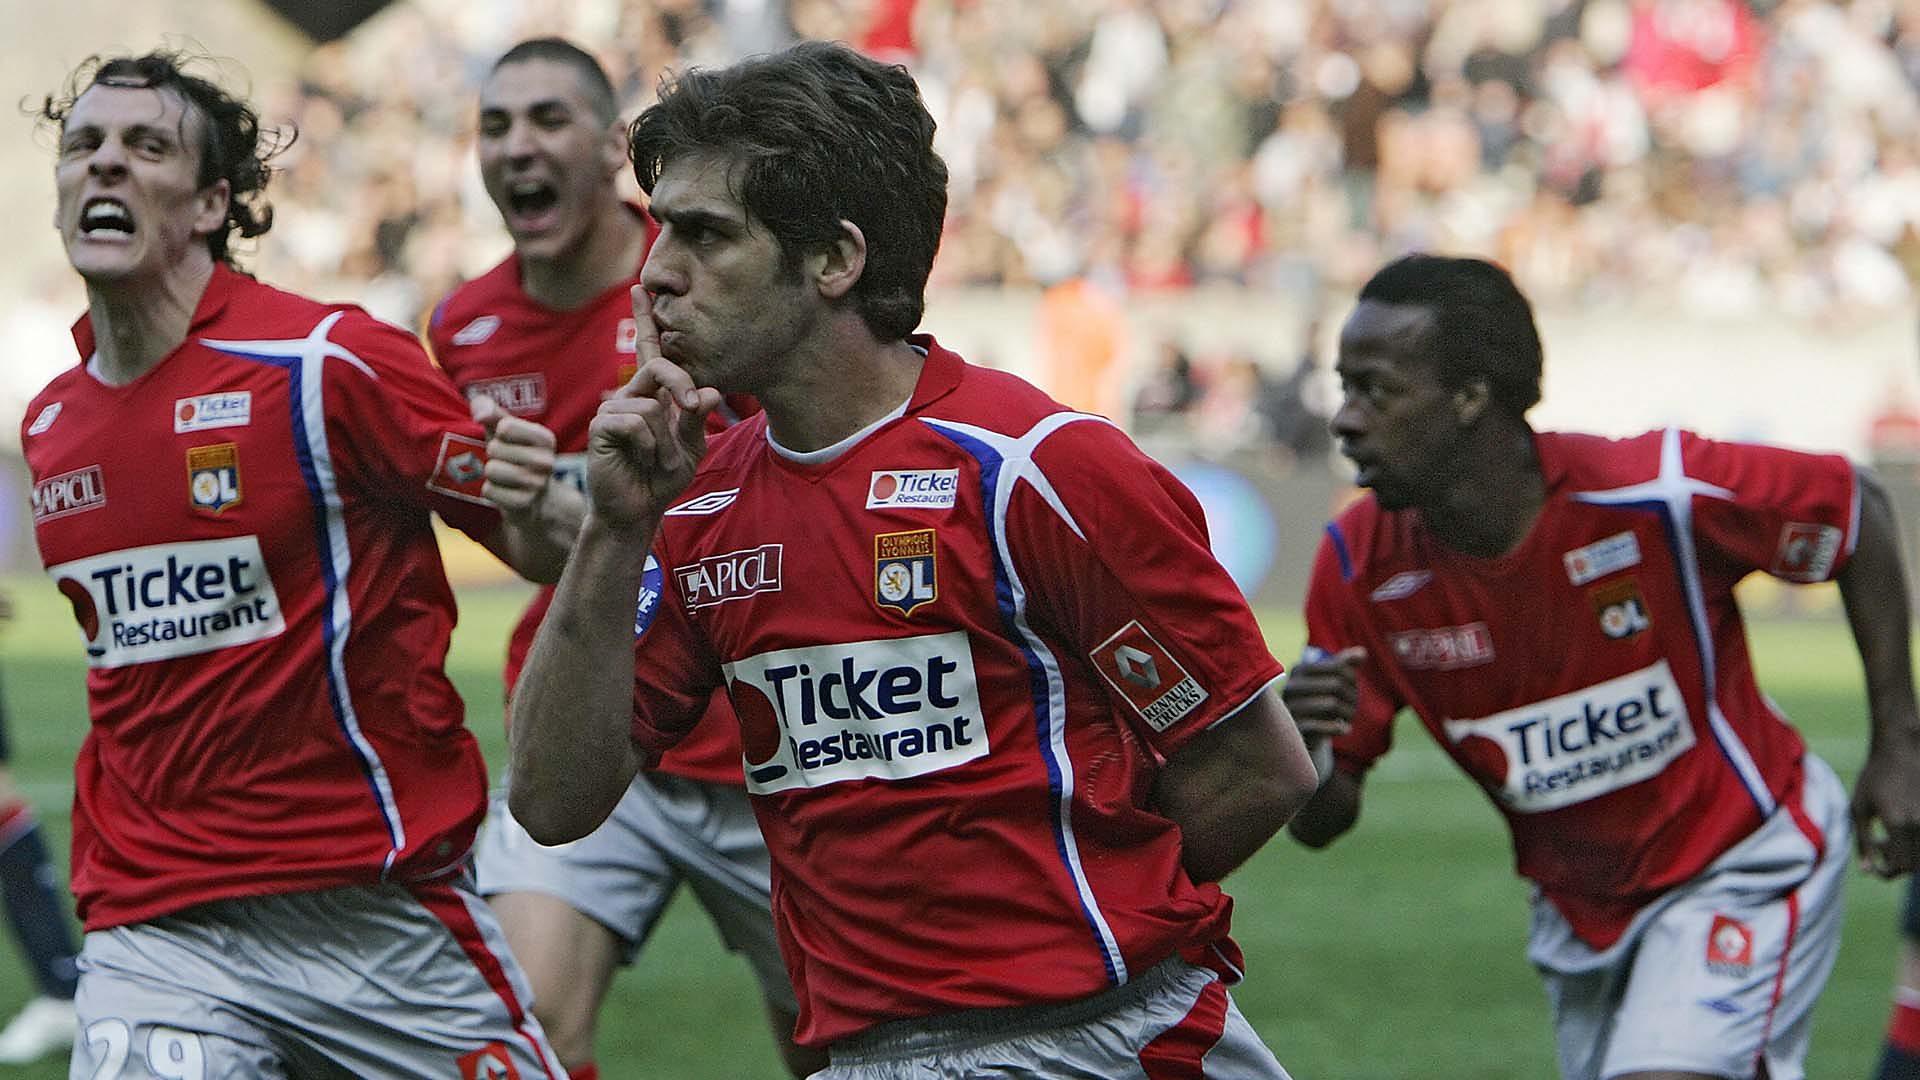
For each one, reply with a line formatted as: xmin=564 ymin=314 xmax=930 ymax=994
xmin=1306 ymin=429 xmax=1859 ymax=948
xmin=24 ymin=265 xmax=503 ymax=931
xmin=625 ymin=339 xmax=1285 ymax=1046
xmin=428 ymin=208 xmax=750 ymax=785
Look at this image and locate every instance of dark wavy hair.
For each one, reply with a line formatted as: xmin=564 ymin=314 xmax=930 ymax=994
xmin=38 ymin=51 xmax=292 ymax=268
xmin=628 ymin=40 xmax=948 ymax=342
xmin=1357 ymin=253 xmax=1544 ymax=418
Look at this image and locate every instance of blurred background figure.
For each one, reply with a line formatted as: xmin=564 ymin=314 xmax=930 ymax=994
xmin=0 ymin=597 xmax=78 ymax=1066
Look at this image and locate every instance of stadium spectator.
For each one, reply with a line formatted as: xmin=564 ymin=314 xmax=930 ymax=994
xmin=0 ymin=591 xmax=79 ymax=1065
xmin=428 ymin=37 xmax=820 ymax=1080
xmin=167 ymin=0 xmax=1920 ymax=335
xmin=503 ymin=40 xmax=1319 ymax=1075
xmin=1879 ymin=877 xmax=1920 ymax=1079
xmin=1284 ymin=253 xmax=1920 ymax=1080
xmin=25 ymin=51 xmax=579 ymax=1075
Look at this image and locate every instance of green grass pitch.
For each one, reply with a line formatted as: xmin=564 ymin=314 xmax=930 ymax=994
xmin=0 ymin=578 xmax=1901 ymax=1078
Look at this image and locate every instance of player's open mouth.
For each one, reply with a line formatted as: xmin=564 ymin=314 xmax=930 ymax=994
xmin=79 ymin=197 xmax=135 ymax=238
xmin=505 ymin=180 xmax=559 ymax=229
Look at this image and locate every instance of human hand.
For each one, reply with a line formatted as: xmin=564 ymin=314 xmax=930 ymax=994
xmin=473 ymin=394 xmax=559 ymax=517
xmin=1281 ymin=645 xmax=1365 ymax=741
xmin=1852 ymin=719 xmax=1920 ymax=877
xmin=585 ymin=287 xmax=721 ymax=531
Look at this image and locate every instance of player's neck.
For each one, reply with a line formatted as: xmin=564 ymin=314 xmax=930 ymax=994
xmin=519 ymin=203 xmax=646 ymax=311
xmin=82 ymin=253 xmax=215 ymax=387
xmin=760 ymin=334 xmax=926 ymax=455
xmin=1423 ymin=426 xmax=1544 ymax=559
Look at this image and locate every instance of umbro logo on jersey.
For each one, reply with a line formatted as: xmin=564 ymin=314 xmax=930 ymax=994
xmin=665 ymin=489 xmax=740 ymax=516
xmin=25 ymin=402 xmax=62 ymax=436
xmin=1387 ymin=623 xmax=1494 ymax=670
xmin=187 ymin=443 xmax=242 ymax=514
xmin=1564 ymin=531 xmax=1641 ymax=585
xmin=451 ymin=315 xmax=501 ymax=346
xmin=32 ymin=465 xmax=105 ymax=522
xmin=466 ymin=374 xmax=547 ymax=417
xmin=866 ymin=469 xmax=959 ymax=510
xmin=1705 ymin=914 xmax=1754 ymax=974
xmin=1092 ymin=620 xmax=1208 ymax=732
xmin=874 ymin=529 xmax=937 ymax=616
xmin=675 ymin=544 xmax=782 ymax=610
xmin=1771 ymin=522 xmax=1840 ymax=582
xmin=427 ymin=432 xmax=491 ymax=506
xmin=174 ymin=391 xmax=251 ymax=433
xmin=1592 ymin=578 xmax=1651 ymax=640
xmin=1369 ymin=570 xmax=1432 ymax=602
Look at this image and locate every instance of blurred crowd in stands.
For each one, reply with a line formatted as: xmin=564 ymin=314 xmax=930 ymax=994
xmin=168 ymin=0 xmax=1920 ymax=451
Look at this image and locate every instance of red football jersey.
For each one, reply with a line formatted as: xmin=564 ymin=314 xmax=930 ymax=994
xmin=623 ymin=339 xmax=1286 ymax=1046
xmin=1306 ymin=429 xmax=1858 ymax=947
xmin=24 ymin=265 xmax=503 ymax=930
xmin=428 ymin=208 xmax=750 ymax=785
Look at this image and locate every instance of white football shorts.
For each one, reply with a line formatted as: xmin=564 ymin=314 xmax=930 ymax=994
xmin=474 ymin=770 xmax=795 ymax=1013
xmin=1529 ymin=752 xmax=1850 ymax=1080
xmin=818 ymin=956 xmax=1292 ymax=1080
xmin=69 ymin=878 xmax=563 ymax=1079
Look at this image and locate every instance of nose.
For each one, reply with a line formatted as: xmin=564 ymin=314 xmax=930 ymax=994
xmin=86 ymin=140 xmax=128 ymax=179
xmin=639 ymin=235 xmax=685 ymax=296
xmin=1331 ymin=395 xmax=1367 ymax=443
xmin=501 ymin=120 xmax=537 ymax=163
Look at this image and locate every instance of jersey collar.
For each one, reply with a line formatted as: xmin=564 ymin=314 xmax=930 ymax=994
xmin=70 ymin=261 xmax=241 ymax=362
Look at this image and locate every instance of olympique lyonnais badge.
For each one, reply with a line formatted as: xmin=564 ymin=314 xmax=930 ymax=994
xmin=186 ymin=442 xmax=242 ymax=514
xmin=1591 ymin=577 xmax=1651 ymax=640
xmin=874 ymin=528 xmax=937 ymax=616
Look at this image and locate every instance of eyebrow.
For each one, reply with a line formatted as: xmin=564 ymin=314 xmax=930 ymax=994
xmin=480 ymin=98 xmax=575 ymax=117
xmin=62 ymin=121 xmax=177 ymax=145
xmin=651 ymin=206 xmax=742 ymax=232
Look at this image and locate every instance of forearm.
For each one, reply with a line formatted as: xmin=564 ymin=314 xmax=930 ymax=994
xmin=1287 ymin=765 xmax=1361 ymax=849
xmin=488 ymin=483 xmax=588 ymax=584
xmin=507 ymin=512 xmax=649 ymax=843
xmin=1839 ymin=470 xmax=1920 ymax=743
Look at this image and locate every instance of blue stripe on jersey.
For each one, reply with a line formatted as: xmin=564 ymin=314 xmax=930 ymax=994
xmin=1326 ymin=522 xmax=1355 ymax=582
xmin=203 ymin=314 xmax=409 ymax=872
xmin=1571 ymin=427 xmax=1774 ymax=817
xmin=925 ymin=415 xmax=1129 ymax=987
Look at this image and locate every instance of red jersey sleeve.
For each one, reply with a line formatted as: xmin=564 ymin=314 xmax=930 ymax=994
xmin=1680 ymin=433 xmax=1859 ymax=583
xmin=321 ymin=310 xmax=500 ymax=539
xmin=627 ymin=545 xmax=725 ymax=756
xmin=1010 ymin=417 xmax=1284 ymax=760
xmin=1302 ymin=522 xmax=1403 ymax=777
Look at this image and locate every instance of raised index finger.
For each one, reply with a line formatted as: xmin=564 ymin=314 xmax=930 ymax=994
xmin=630 ymin=284 xmax=663 ymax=368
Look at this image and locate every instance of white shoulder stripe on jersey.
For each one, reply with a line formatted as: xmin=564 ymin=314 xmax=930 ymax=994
xmin=1571 ymin=427 xmax=1773 ymax=817
xmin=924 ymin=410 xmax=1128 ymax=984
xmin=203 ymin=310 xmax=410 ymax=874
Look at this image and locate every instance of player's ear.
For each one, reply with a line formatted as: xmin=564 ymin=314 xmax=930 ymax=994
xmin=1452 ymin=379 xmax=1490 ymax=425
xmin=602 ymin=117 xmax=628 ymax=178
xmin=192 ymin=178 xmax=231 ymax=240
xmin=814 ymin=219 xmax=866 ymax=302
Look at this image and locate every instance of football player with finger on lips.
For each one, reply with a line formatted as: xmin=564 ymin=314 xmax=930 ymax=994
xmin=24 ymin=50 xmax=581 ymax=1078
xmin=1284 ymin=253 xmax=1920 ymax=1080
xmin=426 ymin=37 xmax=811 ymax=1080
xmin=500 ymin=39 xmax=1323 ymax=1080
